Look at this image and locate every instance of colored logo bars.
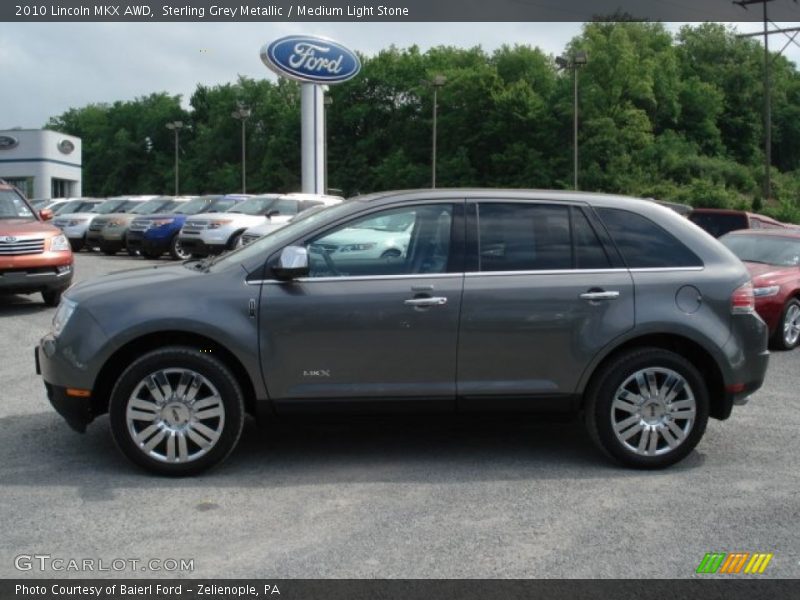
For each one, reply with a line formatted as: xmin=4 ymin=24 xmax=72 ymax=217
xmin=696 ymin=552 xmax=773 ymax=574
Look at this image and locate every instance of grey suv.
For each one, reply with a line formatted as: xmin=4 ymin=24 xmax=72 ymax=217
xmin=36 ymin=190 xmax=769 ymax=475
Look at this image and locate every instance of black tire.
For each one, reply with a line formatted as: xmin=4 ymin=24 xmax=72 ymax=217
xmin=770 ymin=298 xmax=800 ymax=351
xmin=127 ymin=247 xmax=139 ymax=257
xmin=381 ymin=248 xmax=402 ymax=259
xmin=100 ymin=242 xmax=117 ymax=256
xmin=108 ymin=347 xmax=245 ymax=476
xmin=227 ymin=232 xmax=244 ymax=251
xmin=169 ymin=234 xmax=190 ymax=260
xmin=584 ymin=347 xmax=709 ymax=469
xmin=41 ymin=289 xmax=62 ymax=307
xmin=69 ymin=239 xmax=84 ymax=252
xmin=141 ymin=249 xmax=161 ymax=260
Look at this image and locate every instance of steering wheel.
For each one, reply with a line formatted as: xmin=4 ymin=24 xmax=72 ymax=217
xmin=321 ymin=249 xmax=341 ymax=276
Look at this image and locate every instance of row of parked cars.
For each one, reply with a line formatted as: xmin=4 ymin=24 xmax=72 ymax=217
xmin=41 ymin=193 xmax=344 ymax=260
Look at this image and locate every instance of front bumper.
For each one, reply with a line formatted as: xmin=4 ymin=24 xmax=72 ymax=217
xmin=0 ymin=265 xmax=73 ymax=295
xmin=127 ymin=230 xmax=170 ymax=255
xmin=177 ymin=235 xmax=226 ymax=257
xmin=36 ymin=346 xmax=93 ymax=433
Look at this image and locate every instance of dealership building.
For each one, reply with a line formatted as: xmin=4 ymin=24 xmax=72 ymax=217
xmin=0 ymin=129 xmax=82 ymax=200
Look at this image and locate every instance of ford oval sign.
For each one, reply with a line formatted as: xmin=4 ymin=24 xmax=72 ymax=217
xmin=260 ymin=35 xmax=361 ymax=84
xmin=0 ymin=135 xmax=19 ymax=150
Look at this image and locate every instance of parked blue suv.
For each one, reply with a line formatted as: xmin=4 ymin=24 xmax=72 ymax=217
xmin=127 ymin=195 xmax=248 ymax=260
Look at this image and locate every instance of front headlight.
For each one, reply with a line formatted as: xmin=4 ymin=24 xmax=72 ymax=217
xmin=52 ymin=298 xmax=77 ymax=336
xmin=339 ymin=243 xmax=376 ymax=253
xmin=150 ymin=219 xmax=174 ymax=228
xmin=753 ymin=285 xmax=780 ymax=298
xmin=208 ymin=220 xmax=234 ymax=229
xmin=50 ymin=234 xmax=71 ymax=252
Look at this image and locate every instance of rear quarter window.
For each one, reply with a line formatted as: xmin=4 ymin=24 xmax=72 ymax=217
xmin=597 ymin=208 xmax=703 ymax=268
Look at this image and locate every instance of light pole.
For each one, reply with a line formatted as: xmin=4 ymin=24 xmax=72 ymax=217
xmin=423 ymin=75 xmax=447 ymax=188
xmin=556 ymin=51 xmax=588 ymax=190
xmin=231 ymin=105 xmax=251 ymax=194
xmin=165 ymin=121 xmax=185 ymax=195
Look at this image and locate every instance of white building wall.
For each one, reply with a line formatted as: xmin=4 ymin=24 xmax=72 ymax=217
xmin=0 ymin=129 xmax=82 ymax=199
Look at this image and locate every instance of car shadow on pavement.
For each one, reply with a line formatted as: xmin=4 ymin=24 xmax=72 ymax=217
xmin=0 ymin=411 xmax=705 ymax=497
xmin=0 ymin=295 xmax=50 ymax=315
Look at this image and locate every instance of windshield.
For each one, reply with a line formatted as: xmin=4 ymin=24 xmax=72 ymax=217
xmin=132 ymin=198 xmax=173 ymax=215
xmin=206 ymin=197 xmax=241 ymax=213
xmin=171 ymin=197 xmax=208 ymax=214
xmin=208 ymin=202 xmax=351 ymax=270
xmin=229 ymin=196 xmax=280 ymax=215
xmin=52 ymin=200 xmax=85 ymax=214
xmin=721 ymin=234 xmax=800 ymax=267
xmin=0 ymin=189 xmax=34 ymax=219
xmin=91 ymin=199 xmax=131 ymax=214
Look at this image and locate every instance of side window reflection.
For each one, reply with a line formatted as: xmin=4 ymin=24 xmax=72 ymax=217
xmin=307 ymin=204 xmax=453 ymax=278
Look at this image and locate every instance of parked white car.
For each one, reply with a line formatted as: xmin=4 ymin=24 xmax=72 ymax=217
xmin=179 ymin=193 xmax=343 ymax=257
xmin=309 ymin=209 xmax=415 ymax=263
xmin=238 ymin=203 xmax=335 ymax=247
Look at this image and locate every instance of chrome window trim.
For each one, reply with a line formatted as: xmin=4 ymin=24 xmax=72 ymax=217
xmin=246 ymin=266 xmax=705 ymax=285
xmin=465 ymin=268 xmax=628 ymax=277
xmin=247 ymin=273 xmax=464 ymax=285
xmin=629 ymin=266 xmax=704 ymax=273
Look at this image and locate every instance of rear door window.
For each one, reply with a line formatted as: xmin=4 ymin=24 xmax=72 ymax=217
xmin=476 ymin=203 xmax=572 ymax=271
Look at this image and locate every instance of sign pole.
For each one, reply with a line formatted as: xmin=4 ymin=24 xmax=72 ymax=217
xmin=301 ymin=84 xmax=326 ymax=194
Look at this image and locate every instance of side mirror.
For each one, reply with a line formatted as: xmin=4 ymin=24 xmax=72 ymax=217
xmin=266 ymin=209 xmax=280 ymax=218
xmin=39 ymin=208 xmax=54 ymax=221
xmin=273 ymin=246 xmax=309 ymax=280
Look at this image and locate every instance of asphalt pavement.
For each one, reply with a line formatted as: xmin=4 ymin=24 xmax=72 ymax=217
xmin=1 ymin=252 xmax=798 ymax=579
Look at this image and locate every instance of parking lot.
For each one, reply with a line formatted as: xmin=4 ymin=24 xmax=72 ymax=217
xmin=1 ymin=252 xmax=798 ymax=579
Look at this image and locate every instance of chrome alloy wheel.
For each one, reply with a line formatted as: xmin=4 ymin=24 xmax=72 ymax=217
xmin=125 ymin=368 xmax=225 ymax=464
xmin=783 ymin=303 xmax=800 ymax=347
xmin=610 ymin=367 xmax=696 ymax=457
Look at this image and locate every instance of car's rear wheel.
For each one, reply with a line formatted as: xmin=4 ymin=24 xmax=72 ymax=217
xmin=69 ymin=238 xmax=84 ymax=252
xmin=773 ymin=299 xmax=800 ymax=350
xmin=41 ymin=289 xmax=62 ymax=307
xmin=169 ymin=234 xmax=190 ymax=260
xmin=584 ymin=347 xmax=709 ymax=469
xmin=109 ymin=347 xmax=245 ymax=476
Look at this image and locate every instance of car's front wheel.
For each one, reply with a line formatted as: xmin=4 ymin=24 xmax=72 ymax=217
xmin=109 ymin=347 xmax=245 ymax=476
xmin=584 ymin=347 xmax=709 ymax=469
xmin=169 ymin=234 xmax=190 ymax=260
xmin=773 ymin=298 xmax=800 ymax=350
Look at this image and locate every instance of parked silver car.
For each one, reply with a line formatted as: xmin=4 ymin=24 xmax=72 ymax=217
xmin=37 ymin=190 xmax=768 ymax=475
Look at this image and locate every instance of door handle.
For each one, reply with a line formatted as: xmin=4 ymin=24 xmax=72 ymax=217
xmin=580 ymin=290 xmax=620 ymax=301
xmin=404 ymin=297 xmax=448 ymax=307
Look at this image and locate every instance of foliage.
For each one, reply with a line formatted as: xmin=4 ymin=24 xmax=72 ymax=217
xmin=45 ymin=23 xmax=800 ymax=222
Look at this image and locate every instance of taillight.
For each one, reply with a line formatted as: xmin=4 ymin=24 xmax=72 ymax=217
xmin=731 ymin=281 xmax=755 ymax=314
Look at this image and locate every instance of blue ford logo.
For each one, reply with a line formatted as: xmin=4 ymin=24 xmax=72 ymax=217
xmin=261 ymin=35 xmax=361 ymax=84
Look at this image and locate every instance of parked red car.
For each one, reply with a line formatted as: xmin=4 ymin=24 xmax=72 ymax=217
xmin=690 ymin=208 xmax=786 ymax=238
xmin=720 ymin=229 xmax=800 ymax=349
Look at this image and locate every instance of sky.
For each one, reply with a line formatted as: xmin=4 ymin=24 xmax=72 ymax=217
xmin=2 ymin=21 xmax=800 ymax=129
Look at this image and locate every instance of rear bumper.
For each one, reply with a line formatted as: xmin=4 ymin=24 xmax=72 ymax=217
xmin=36 ymin=346 xmax=93 ymax=433
xmin=717 ymin=312 xmax=770 ymax=418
